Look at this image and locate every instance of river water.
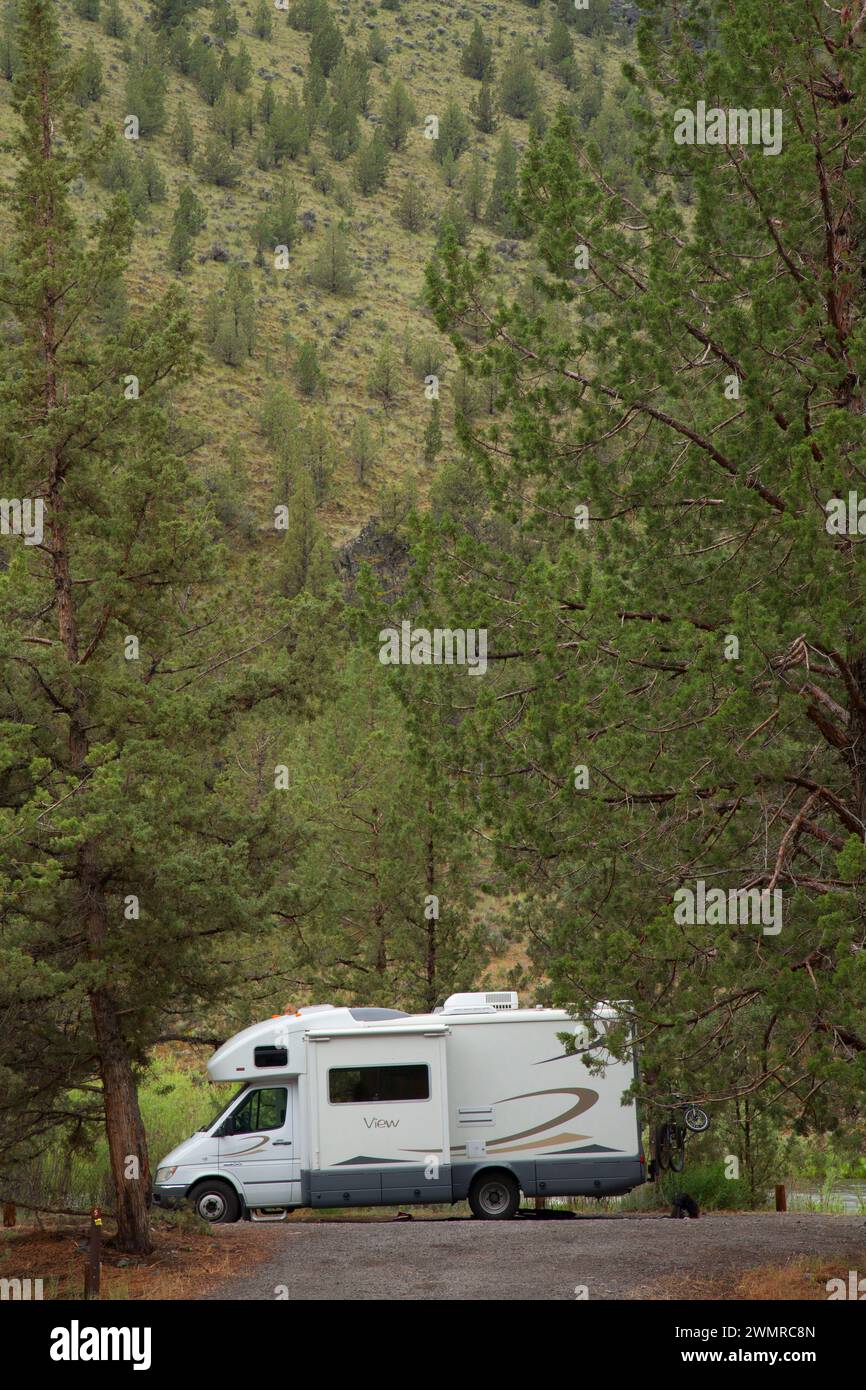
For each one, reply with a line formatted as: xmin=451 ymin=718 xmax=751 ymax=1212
xmin=786 ymin=1180 xmax=866 ymax=1213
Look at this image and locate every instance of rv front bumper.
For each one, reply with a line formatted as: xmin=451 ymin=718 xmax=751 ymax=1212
xmin=151 ymin=1182 xmax=188 ymax=1210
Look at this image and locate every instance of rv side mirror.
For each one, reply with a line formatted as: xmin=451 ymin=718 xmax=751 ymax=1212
xmin=216 ymin=1116 xmax=235 ymax=1137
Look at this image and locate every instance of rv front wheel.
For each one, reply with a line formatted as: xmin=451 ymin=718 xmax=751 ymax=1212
xmin=468 ymin=1171 xmax=520 ymax=1220
xmin=189 ymin=1180 xmax=241 ymax=1224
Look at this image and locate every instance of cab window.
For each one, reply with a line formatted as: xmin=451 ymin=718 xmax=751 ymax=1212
xmin=228 ymin=1088 xmax=287 ymax=1134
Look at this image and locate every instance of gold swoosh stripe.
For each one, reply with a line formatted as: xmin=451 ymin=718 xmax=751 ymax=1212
xmin=483 ymin=1130 xmax=591 ymax=1156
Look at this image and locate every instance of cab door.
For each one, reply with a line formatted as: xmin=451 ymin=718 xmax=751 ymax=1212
xmin=217 ymin=1084 xmax=301 ymax=1207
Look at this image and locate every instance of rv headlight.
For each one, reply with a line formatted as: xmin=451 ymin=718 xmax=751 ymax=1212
xmin=156 ymin=1166 xmax=178 ymax=1183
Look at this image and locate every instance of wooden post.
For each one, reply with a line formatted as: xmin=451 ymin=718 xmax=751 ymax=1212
xmin=774 ymin=1184 xmax=787 ymax=1212
xmin=2 ymin=1203 xmax=15 ymax=1228
xmin=534 ymin=1196 xmax=546 ymax=1212
xmin=84 ymin=1206 xmax=102 ymax=1299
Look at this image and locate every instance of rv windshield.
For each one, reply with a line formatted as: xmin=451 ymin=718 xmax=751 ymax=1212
xmin=199 ymin=1087 xmax=246 ymax=1132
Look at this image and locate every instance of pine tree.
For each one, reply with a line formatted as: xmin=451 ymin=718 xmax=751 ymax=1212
xmin=175 ymin=182 xmax=206 ymax=237
xmin=124 ymin=57 xmax=167 ymax=136
xmin=190 ymin=37 xmax=224 ymax=106
xmin=196 ymin=133 xmax=240 ymax=186
xmin=303 ymin=56 xmax=327 ymax=131
xmin=98 ymin=142 xmax=149 ymax=219
xmin=279 ymin=650 xmax=487 ymax=1011
xmin=287 ymin=0 xmax=321 ymax=32
xmin=395 ymin=175 xmax=426 ymax=232
xmin=434 ymin=98 xmax=470 ymax=165
xmin=167 ymin=22 xmax=192 ymax=72
xmin=367 ymin=338 xmax=401 ymax=405
xmin=462 ymin=152 xmax=487 ymax=222
xmin=485 ymin=129 xmax=521 ymax=234
xmin=547 ymin=16 xmax=575 ymax=83
xmin=422 ymin=397 xmax=442 ymax=468
xmin=252 ymin=0 xmax=272 ymax=39
xmin=355 ymin=128 xmax=388 ymax=195
xmin=565 ymin=0 xmax=613 ymax=36
xmin=309 ymin=3 xmax=342 ymax=75
xmin=275 ymin=461 xmax=334 ymax=598
xmin=167 ymin=218 xmax=193 ymax=274
xmin=259 ymin=81 xmax=276 ymax=128
xmin=471 ymin=79 xmax=496 ymax=134
xmin=366 ymin=26 xmax=387 ymax=65
xmin=140 ymin=150 xmax=166 ymax=203
xmin=171 ymin=105 xmax=195 ymax=164
xmin=460 ymin=19 xmax=494 ymax=82
xmin=309 ymin=222 xmax=356 ymax=294
xmin=499 ymin=43 xmax=538 ymax=119
xmin=423 ymin=0 xmax=866 ymax=1114
xmin=148 ymin=0 xmax=201 ymax=30
xmin=439 ymin=148 xmax=460 ymax=189
xmin=324 ymin=92 xmax=359 ymax=161
xmin=72 ymin=39 xmax=103 ymax=106
xmin=336 ymin=48 xmax=371 ymax=115
xmin=101 ymin=0 xmax=127 ymax=38
xmin=305 ymin=408 xmax=336 ymax=501
xmin=210 ymin=88 xmax=244 ymax=149
xmin=0 ymin=0 xmax=310 ymax=1254
xmin=252 ymin=180 xmax=299 ymax=262
xmin=436 ymin=193 xmax=468 ymax=248
xmin=294 ymin=339 xmax=327 ymax=398
xmin=224 ymin=41 xmax=252 ymax=95
xmin=0 ymin=0 xmax=17 ymax=81
xmin=350 ymin=413 xmax=376 ymax=483
xmin=381 ymin=78 xmax=416 ymax=152
xmin=204 ymin=264 xmax=256 ymax=363
xmin=211 ymin=0 xmax=238 ymax=40
xmin=270 ymin=92 xmax=309 ymax=162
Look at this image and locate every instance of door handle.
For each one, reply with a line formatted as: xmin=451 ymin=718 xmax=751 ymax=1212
xmin=273 ymin=1140 xmax=292 ymax=1146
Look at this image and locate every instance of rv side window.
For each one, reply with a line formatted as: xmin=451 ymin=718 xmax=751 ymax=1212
xmin=229 ymin=1087 xmax=288 ymax=1134
xmin=328 ymin=1065 xmax=430 ymax=1104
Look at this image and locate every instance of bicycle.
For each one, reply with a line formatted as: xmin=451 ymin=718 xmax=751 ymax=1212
xmin=654 ymin=1101 xmax=710 ymax=1173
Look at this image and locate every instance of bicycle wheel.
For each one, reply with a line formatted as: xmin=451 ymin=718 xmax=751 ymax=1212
xmin=655 ymin=1121 xmax=675 ymax=1171
xmin=683 ymin=1105 xmax=709 ymax=1133
xmin=669 ymin=1123 xmax=686 ymax=1171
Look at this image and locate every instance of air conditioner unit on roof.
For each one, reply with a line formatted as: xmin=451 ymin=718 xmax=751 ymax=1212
xmin=442 ymin=991 xmax=519 ymax=1014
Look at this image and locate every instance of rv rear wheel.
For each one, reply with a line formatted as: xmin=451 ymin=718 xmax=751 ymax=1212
xmin=189 ymin=1179 xmax=241 ymax=1224
xmin=468 ymin=1171 xmax=520 ymax=1220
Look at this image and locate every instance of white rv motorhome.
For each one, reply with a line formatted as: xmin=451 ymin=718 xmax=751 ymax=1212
xmin=152 ymin=993 xmax=646 ymax=1221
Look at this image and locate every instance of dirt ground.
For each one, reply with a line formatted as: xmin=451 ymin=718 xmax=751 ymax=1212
xmin=0 ymin=1213 xmax=278 ymax=1301
xmin=201 ymin=1210 xmax=866 ymax=1302
xmin=4 ymin=1209 xmax=865 ymax=1301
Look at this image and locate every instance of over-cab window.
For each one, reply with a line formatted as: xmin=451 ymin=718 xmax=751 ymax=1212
xmin=229 ymin=1087 xmax=287 ymax=1134
xmin=254 ymin=1045 xmax=288 ymax=1068
xmin=328 ymin=1064 xmax=430 ymax=1104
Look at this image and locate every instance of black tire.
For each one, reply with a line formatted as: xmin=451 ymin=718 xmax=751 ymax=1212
xmin=468 ymin=1171 xmax=520 ymax=1220
xmin=189 ymin=1179 xmax=241 ymax=1224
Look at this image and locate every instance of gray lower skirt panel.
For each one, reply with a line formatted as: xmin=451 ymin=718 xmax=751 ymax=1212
xmin=533 ymin=1156 xmax=646 ymax=1199
xmin=304 ymin=1165 xmax=452 ymax=1208
xmin=302 ymin=1156 xmax=645 ymax=1207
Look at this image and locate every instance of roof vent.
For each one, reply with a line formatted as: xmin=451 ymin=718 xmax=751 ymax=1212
xmin=442 ymin=991 xmax=519 ymax=1014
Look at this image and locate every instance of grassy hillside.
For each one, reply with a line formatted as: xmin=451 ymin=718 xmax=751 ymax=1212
xmin=0 ymin=0 xmax=632 ymax=553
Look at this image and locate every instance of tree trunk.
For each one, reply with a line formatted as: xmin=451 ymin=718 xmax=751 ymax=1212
xmin=89 ymin=986 xmax=152 ymax=1254
xmin=80 ymin=849 xmax=152 ymax=1255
